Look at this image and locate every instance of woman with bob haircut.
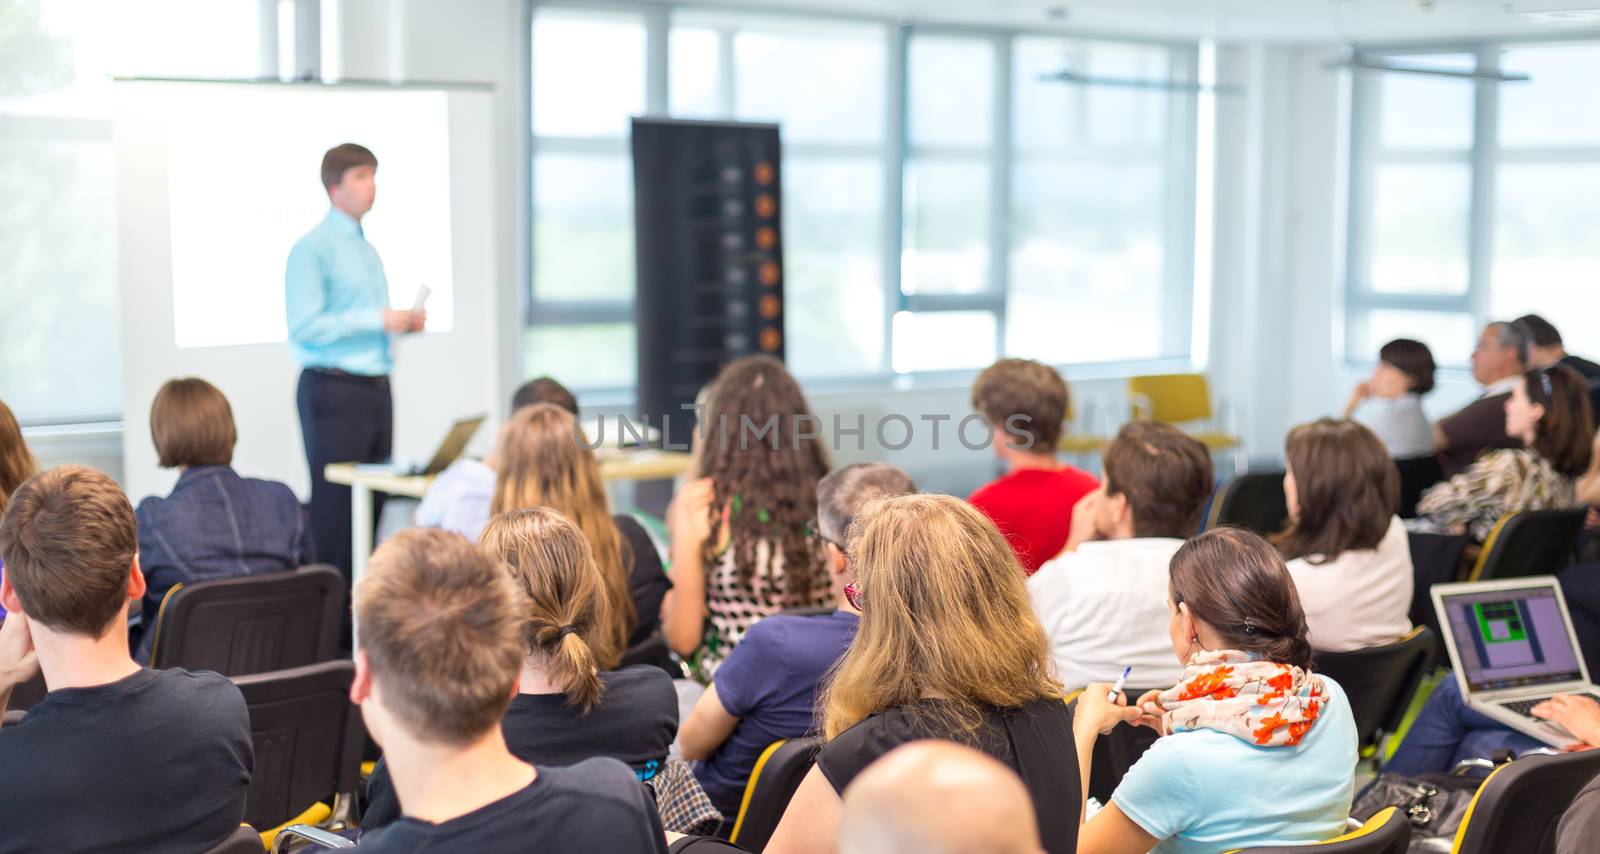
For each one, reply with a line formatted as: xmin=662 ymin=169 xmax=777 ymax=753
xmin=1072 ymin=527 xmax=1358 ymax=853
xmin=1275 ymin=418 xmax=1414 ymax=652
xmin=763 ymin=493 xmax=1079 ymax=854
xmin=1344 ymin=338 xmax=1437 ymax=460
xmin=133 ymin=377 xmax=308 ymax=660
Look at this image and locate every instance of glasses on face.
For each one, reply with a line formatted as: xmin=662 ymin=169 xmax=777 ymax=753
xmin=811 ymin=518 xmax=841 ymax=551
xmin=843 ymin=581 xmax=863 ymax=611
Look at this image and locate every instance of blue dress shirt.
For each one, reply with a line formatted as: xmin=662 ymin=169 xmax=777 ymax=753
xmin=285 ymin=207 xmax=394 ymax=376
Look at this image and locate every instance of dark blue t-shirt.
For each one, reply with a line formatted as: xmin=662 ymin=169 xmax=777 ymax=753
xmin=694 ymin=609 xmax=858 ymax=819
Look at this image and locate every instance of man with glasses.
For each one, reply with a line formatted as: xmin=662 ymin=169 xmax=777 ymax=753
xmin=1434 ymin=321 xmax=1529 ymax=476
xmin=678 ymin=463 xmax=915 ymax=825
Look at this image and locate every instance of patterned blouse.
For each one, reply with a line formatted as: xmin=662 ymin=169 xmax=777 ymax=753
xmin=1416 ymin=448 xmax=1578 ymax=542
xmin=694 ymin=538 xmax=832 ymax=681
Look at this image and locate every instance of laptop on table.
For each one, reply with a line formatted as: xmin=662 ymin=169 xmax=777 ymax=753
xmin=1432 ymin=577 xmax=1600 ymax=746
xmin=355 ymin=415 xmax=486 ymax=477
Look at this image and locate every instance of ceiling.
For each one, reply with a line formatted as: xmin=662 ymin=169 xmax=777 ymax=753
xmin=662 ymin=0 xmax=1600 ymax=43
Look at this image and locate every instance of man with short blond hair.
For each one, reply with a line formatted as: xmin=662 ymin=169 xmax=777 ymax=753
xmin=349 ymin=528 xmax=667 ymax=852
xmin=0 ymin=466 xmax=252 ymax=850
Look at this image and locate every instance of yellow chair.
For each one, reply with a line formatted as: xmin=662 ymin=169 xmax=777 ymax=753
xmin=729 ymin=737 xmax=822 ymax=851
xmin=1467 ymin=508 xmax=1586 ymax=581
xmin=1447 ymin=749 xmax=1600 ymax=853
xmin=1126 ymin=374 xmax=1243 ymax=470
xmin=1059 ymin=391 xmax=1112 ymax=456
xmin=1225 ymin=806 xmax=1410 ymax=853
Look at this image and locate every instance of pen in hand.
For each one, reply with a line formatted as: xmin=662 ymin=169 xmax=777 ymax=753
xmin=1107 ymin=666 xmax=1132 ymax=702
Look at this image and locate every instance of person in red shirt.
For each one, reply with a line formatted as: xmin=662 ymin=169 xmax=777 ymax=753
xmin=967 ymin=358 xmax=1099 ymax=574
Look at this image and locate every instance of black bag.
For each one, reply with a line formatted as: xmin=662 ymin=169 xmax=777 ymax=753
xmin=1351 ymin=772 xmax=1477 ymax=841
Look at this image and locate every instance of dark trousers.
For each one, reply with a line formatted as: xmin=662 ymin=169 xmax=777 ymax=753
xmin=296 ymin=369 xmax=393 ymax=589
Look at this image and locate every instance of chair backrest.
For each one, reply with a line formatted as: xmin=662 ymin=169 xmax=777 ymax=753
xmin=1470 ymin=509 xmax=1587 ymax=582
xmin=620 ymin=631 xmax=681 ymax=677
xmin=1228 ymin=806 xmax=1410 ymax=854
xmin=1 ymin=666 xmax=45 ymax=715
xmin=1312 ymin=627 xmax=1436 ymax=748
xmin=729 ymin=737 xmax=822 ymax=853
xmin=1452 ymin=749 xmax=1600 ymax=853
xmin=1393 ymin=455 xmax=1444 ymax=519
xmin=233 ymin=660 xmax=365 ymax=833
xmin=204 ymin=825 xmax=266 ymax=854
xmin=150 ymin=565 xmax=344 ymax=676
xmin=1128 ymin=373 xmax=1214 ymax=424
xmin=1406 ymin=532 xmax=1470 ymax=642
xmin=1205 ymin=471 xmax=1289 ymax=535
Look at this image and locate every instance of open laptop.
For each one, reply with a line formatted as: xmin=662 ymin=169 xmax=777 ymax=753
xmin=356 ymin=415 xmax=485 ymax=477
xmin=1432 ymin=577 xmax=1600 ymax=746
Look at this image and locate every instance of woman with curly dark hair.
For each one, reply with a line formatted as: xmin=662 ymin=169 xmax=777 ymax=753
xmin=662 ymin=356 xmax=833 ymax=678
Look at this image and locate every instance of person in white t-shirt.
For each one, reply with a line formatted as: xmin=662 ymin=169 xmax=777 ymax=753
xmin=1028 ymin=421 xmax=1214 ymax=691
xmin=1275 ymin=418 xmax=1413 ymax=653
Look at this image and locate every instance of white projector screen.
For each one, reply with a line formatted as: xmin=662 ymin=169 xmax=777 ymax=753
xmin=159 ymin=84 xmax=454 ymax=348
xmin=115 ymin=80 xmax=499 ymax=504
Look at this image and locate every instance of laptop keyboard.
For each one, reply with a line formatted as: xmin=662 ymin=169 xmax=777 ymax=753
xmin=1502 ymin=692 xmax=1600 ymax=719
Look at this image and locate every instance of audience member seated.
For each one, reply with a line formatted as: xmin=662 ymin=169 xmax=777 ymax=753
xmin=1385 ymin=678 xmax=1600 ymax=776
xmin=491 ymin=403 xmax=668 ymax=661
xmin=0 ymin=398 xmax=39 ymax=619
xmin=967 ymin=358 xmax=1100 ymax=573
xmin=683 ymin=463 xmax=915 ymax=823
xmin=1416 ymin=366 xmax=1593 ymax=541
xmin=362 ymin=508 xmax=679 ymax=831
xmin=1557 ymin=766 xmax=1600 ymax=854
xmin=1434 ymin=321 xmax=1529 ymax=476
xmin=348 ymin=527 xmax=668 ymax=853
xmin=1275 ymin=418 xmax=1413 ymax=652
xmin=415 ymin=376 xmax=577 ymax=540
xmin=663 ymin=355 xmax=833 ymax=678
xmin=1344 ymin=338 xmax=1437 ymax=460
xmin=837 ymin=741 xmax=1045 ymax=854
xmin=0 ymin=466 xmax=253 ymax=851
xmin=133 ymin=378 xmax=311 ymax=661
xmin=1072 ymin=527 xmax=1358 ymax=853
xmin=1029 ymin=421 xmax=1212 ymax=691
xmin=1520 ymin=314 xmax=1600 ymax=384
xmin=764 ymin=494 xmax=1080 ymax=854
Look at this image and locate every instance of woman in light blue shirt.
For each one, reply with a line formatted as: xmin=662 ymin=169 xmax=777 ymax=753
xmin=1072 ymin=528 xmax=1358 ymax=854
xmin=1343 ymin=338 xmax=1437 ymax=460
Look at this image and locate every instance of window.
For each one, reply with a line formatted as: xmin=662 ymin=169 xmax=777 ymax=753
xmin=528 ymin=2 xmax=1200 ymax=390
xmin=1346 ymin=42 xmax=1600 ymax=365
xmin=0 ymin=0 xmax=262 ymax=425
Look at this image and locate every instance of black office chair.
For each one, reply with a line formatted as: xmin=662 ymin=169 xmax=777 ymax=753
xmin=204 ymin=825 xmax=267 ymax=854
xmin=1228 ymin=807 xmax=1410 ymax=854
xmin=728 ymin=737 xmax=822 ymax=853
xmin=149 ymin=565 xmax=344 ymax=676
xmin=1204 ymin=471 xmax=1288 ymax=536
xmin=1086 ymin=716 xmax=1161 ymax=803
xmin=1313 ymin=627 xmax=1435 ymax=762
xmin=1408 ymin=532 xmax=1471 ymax=642
xmin=234 ymin=660 xmax=365 ymax=840
xmin=1450 ymin=749 xmax=1600 ymax=853
xmin=1394 ymin=455 xmax=1444 ymax=519
xmin=620 ymin=631 xmax=682 ymax=677
xmin=1 ymin=668 xmax=45 ymax=716
xmin=1470 ymin=509 xmax=1587 ymax=582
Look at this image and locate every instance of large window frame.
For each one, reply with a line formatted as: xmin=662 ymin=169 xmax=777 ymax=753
xmin=524 ymin=0 xmax=1202 ymax=394
xmin=1343 ymin=37 xmax=1600 ymax=370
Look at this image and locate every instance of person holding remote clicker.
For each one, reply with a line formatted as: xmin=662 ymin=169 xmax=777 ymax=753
xmin=285 ymin=142 xmax=425 ymax=604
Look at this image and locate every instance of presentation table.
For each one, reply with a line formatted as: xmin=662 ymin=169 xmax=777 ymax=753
xmin=325 ymin=449 xmax=694 ymax=587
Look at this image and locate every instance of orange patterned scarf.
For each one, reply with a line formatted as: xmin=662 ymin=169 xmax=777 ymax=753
xmin=1156 ymin=650 xmax=1326 ymax=747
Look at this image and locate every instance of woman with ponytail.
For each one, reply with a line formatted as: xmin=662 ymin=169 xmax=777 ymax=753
xmin=361 ymin=508 xmax=678 ymax=831
xmin=1071 ymin=527 xmax=1359 ymax=853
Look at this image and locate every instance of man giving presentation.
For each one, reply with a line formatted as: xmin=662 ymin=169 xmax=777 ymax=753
xmin=285 ymin=142 xmax=424 ymax=585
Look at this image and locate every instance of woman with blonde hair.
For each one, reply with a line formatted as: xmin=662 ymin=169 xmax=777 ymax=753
xmin=490 ymin=403 xmax=669 ymax=667
xmin=664 ymin=355 xmax=833 ymax=678
xmin=764 ymin=494 xmax=1079 ymax=854
xmin=361 ymin=508 xmax=678 ymax=830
